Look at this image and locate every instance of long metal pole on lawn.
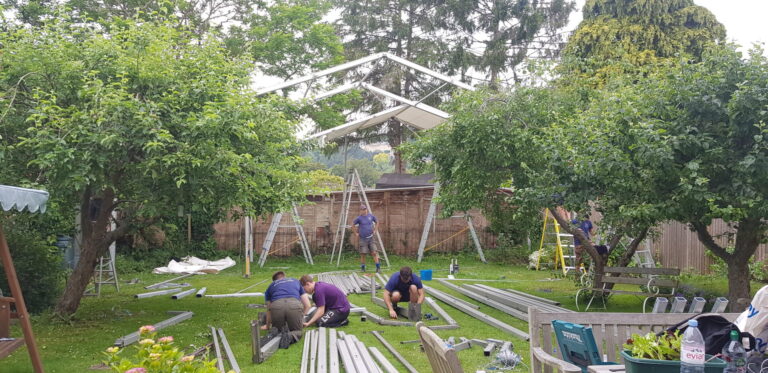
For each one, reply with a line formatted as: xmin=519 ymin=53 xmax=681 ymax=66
xmin=211 ymin=326 xmax=225 ymax=373
xmin=369 ymin=331 xmax=418 ymax=373
xmin=145 ymin=273 xmax=194 ymax=289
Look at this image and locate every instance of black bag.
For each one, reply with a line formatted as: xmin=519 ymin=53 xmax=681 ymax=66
xmin=660 ymin=313 xmax=756 ymax=355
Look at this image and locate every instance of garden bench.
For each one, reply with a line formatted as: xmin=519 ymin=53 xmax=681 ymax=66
xmin=575 ymin=266 xmax=680 ymax=312
xmin=528 ymin=307 xmax=740 ymax=373
xmin=417 ymin=321 xmax=464 ymax=373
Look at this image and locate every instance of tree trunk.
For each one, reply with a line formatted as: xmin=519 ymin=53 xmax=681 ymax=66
xmin=725 ymin=258 xmax=752 ymax=312
xmin=55 ymin=188 xmax=115 ymax=316
xmin=617 ymin=228 xmax=649 ymax=268
xmin=389 ymin=119 xmax=406 ymax=173
xmin=691 ymin=218 xmax=764 ymax=312
xmin=549 ymin=208 xmax=604 ymax=284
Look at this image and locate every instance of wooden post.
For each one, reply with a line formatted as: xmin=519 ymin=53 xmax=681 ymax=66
xmin=187 ymin=214 xmax=192 ymax=243
xmin=0 ymin=226 xmax=45 ymax=372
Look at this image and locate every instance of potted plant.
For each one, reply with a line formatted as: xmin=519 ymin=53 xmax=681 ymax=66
xmin=622 ymin=330 xmax=726 ymax=373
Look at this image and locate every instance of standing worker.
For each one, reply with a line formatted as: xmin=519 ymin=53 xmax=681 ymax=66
xmin=383 ymin=266 xmax=425 ymax=321
xmin=353 ymin=204 xmax=380 ymax=273
xmin=300 ymin=275 xmax=351 ymax=328
xmin=262 ymin=271 xmax=312 ymax=334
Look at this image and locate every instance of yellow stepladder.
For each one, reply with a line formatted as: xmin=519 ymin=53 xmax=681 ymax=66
xmin=535 ymin=208 xmax=575 ymax=275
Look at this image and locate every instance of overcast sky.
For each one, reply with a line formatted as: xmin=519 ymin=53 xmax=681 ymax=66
xmin=568 ymin=0 xmax=768 ymax=51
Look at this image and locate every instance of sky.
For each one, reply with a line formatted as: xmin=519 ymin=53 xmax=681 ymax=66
xmin=568 ymin=0 xmax=768 ymax=51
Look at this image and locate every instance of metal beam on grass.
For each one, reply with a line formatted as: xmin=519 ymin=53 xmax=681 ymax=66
xmin=370 ymin=331 xmax=418 ymax=373
xmin=114 ymin=311 xmax=194 ymax=347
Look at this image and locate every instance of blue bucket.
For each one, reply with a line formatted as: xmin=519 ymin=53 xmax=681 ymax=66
xmin=420 ymin=269 xmax=433 ymax=281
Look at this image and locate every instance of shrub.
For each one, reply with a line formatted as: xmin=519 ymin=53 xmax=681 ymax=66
xmin=104 ymin=326 xmax=232 ymax=373
xmin=0 ymin=224 xmax=65 ymax=314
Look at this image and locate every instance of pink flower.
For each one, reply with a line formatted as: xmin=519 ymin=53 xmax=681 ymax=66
xmin=125 ymin=368 xmax=147 ymax=373
xmin=139 ymin=325 xmax=156 ymax=335
xmin=138 ymin=338 xmax=155 ymax=346
xmin=181 ymin=355 xmax=194 ymax=362
xmin=158 ymin=336 xmax=174 ymax=344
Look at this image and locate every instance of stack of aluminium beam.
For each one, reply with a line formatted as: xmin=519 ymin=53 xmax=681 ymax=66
xmin=301 ymin=329 xmax=398 ymax=373
xmin=317 ymin=272 xmax=373 ymax=295
xmin=462 ymin=283 xmax=574 ymax=316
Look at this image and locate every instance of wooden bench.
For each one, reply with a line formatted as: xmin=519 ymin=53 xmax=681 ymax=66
xmin=417 ymin=321 xmax=463 ymax=373
xmin=576 ymin=267 xmax=680 ymax=312
xmin=528 ymin=307 xmax=740 ymax=373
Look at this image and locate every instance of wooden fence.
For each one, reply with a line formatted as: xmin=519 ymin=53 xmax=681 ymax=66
xmin=213 ymin=186 xmax=497 ymax=258
xmin=653 ymin=219 xmax=767 ymax=273
xmin=213 ymin=187 xmax=766 ymax=274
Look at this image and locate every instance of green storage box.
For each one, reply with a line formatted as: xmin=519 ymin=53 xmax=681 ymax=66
xmin=621 ymin=350 xmax=726 ymax=373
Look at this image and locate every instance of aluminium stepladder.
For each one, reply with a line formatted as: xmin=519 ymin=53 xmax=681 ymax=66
xmin=258 ymin=203 xmax=313 ymax=267
xmin=84 ymin=213 xmax=119 ymax=296
xmin=416 ymin=183 xmax=486 ymax=263
xmin=328 ymin=169 xmax=390 ymax=267
xmin=84 ymin=245 xmax=119 ymax=296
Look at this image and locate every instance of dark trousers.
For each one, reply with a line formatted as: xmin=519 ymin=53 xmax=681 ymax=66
xmin=317 ymin=308 xmax=349 ymax=328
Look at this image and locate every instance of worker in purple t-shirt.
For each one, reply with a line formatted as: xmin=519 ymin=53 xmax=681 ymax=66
xmin=352 ymin=204 xmax=380 ymax=273
xmin=299 ymin=275 xmax=351 ymax=328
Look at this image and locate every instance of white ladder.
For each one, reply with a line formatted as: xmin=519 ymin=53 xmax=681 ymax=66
xmin=258 ymin=203 xmax=313 ymax=267
xmin=416 ymin=183 xmax=486 ymax=263
xmin=633 ymin=239 xmax=655 ymax=268
xmin=328 ymin=169 xmax=390 ymax=267
xmin=85 ymin=245 xmax=119 ymax=296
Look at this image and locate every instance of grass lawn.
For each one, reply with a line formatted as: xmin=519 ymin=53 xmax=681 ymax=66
xmin=3 ymin=252 xmax=756 ymax=372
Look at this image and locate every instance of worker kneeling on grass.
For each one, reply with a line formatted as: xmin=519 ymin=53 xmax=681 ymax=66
xmin=384 ymin=266 xmax=425 ymax=321
xmin=262 ymin=271 xmax=312 ymax=335
xmin=300 ymin=275 xmax=351 ymax=328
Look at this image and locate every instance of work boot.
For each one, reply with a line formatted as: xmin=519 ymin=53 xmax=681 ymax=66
xmin=408 ymin=303 xmax=422 ymax=322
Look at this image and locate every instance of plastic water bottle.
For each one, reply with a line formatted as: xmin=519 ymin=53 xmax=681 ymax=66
xmin=722 ymin=330 xmax=746 ymax=373
xmin=681 ymin=319 xmax=706 ymax=373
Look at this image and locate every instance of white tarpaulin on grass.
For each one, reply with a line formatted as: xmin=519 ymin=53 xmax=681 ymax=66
xmin=153 ymin=256 xmax=236 ymax=274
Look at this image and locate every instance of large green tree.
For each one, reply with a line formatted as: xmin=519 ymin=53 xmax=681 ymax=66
xmin=560 ymin=0 xmax=725 ymax=87
xmin=0 ymin=16 xmax=308 ymax=315
xmin=444 ymin=0 xmax=575 ymax=86
xmin=576 ymin=45 xmax=768 ymax=309
xmin=332 ymin=0 xmax=575 ymax=172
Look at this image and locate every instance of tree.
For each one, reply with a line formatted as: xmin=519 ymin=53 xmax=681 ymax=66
xmin=560 ymin=0 xmax=725 ymax=87
xmin=444 ymin=0 xmax=575 ymax=87
xmin=403 ymin=86 xmax=618 ymax=277
xmin=578 ymin=45 xmax=768 ymax=309
xmin=0 ymin=16 xmax=308 ymax=315
xmin=332 ymin=0 xmax=575 ymax=172
xmin=226 ymin=0 xmax=344 ymax=79
xmin=330 ymin=158 xmax=385 ymax=187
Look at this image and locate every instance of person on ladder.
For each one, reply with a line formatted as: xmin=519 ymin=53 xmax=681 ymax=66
xmin=353 ymin=204 xmax=380 ymax=273
xmin=571 ymin=212 xmax=596 ymax=270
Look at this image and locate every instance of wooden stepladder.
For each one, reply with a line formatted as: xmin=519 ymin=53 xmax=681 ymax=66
xmin=536 ymin=208 xmax=576 ymax=275
xmin=257 ymin=203 xmax=313 ymax=267
xmin=0 ymin=185 xmax=47 ymax=372
xmin=416 ymin=183 xmax=486 ymax=263
xmin=329 ymin=169 xmax=390 ymax=267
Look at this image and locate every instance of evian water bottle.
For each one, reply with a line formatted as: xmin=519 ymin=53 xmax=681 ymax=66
xmin=680 ymin=319 xmax=706 ymax=373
